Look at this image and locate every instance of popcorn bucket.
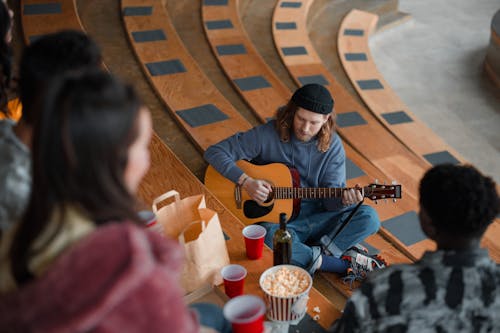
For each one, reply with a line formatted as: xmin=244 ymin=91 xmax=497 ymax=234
xmin=259 ymin=265 xmax=312 ymax=323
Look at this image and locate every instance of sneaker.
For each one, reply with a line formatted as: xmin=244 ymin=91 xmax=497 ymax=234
xmin=349 ymin=243 xmax=369 ymax=254
xmin=341 ymin=247 xmax=387 ymax=286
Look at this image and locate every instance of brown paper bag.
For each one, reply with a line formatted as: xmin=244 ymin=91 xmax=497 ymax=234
xmin=152 ymin=190 xmax=230 ymax=294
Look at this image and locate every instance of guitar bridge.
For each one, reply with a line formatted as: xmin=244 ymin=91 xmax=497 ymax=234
xmin=235 ymin=185 xmax=242 ymax=209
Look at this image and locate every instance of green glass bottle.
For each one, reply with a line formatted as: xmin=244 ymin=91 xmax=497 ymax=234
xmin=273 ymin=213 xmax=292 ymax=266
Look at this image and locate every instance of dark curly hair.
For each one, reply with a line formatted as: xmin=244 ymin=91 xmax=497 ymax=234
xmin=419 ymin=164 xmax=499 ymax=237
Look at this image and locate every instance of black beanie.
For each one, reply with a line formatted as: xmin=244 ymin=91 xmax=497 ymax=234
xmin=291 ymin=83 xmax=334 ymax=114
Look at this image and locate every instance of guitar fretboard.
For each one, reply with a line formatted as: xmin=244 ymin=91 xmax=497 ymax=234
xmin=271 ymin=186 xmax=366 ymax=199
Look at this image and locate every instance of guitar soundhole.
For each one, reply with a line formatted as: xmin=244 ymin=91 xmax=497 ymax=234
xmin=243 ymin=200 xmax=274 ymax=219
xmin=264 ymin=192 xmax=274 ymax=203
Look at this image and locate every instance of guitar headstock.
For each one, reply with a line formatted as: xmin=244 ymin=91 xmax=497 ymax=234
xmin=363 ymin=183 xmax=402 ymax=203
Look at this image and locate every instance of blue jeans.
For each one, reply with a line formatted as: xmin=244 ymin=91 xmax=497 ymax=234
xmin=260 ymin=200 xmax=380 ymax=273
xmin=190 ymin=303 xmax=232 ymax=333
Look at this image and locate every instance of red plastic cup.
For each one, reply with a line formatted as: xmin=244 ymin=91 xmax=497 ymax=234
xmin=223 ymin=295 xmax=266 ymax=333
xmin=242 ymin=225 xmax=267 ymax=260
xmin=221 ymin=264 xmax=247 ymax=298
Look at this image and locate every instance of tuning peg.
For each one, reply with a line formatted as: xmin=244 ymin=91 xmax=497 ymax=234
xmin=385 ymin=199 xmax=388 ymax=203
xmin=393 ymin=198 xmax=397 ymax=203
xmin=374 ymin=179 xmax=378 ymax=184
xmin=374 ymin=200 xmax=378 ymax=204
xmin=391 ymin=180 xmax=397 ymax=185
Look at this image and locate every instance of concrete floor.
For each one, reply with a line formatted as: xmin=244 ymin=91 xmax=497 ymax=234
xmin=369 ymin=0 xmax=500 ymax=183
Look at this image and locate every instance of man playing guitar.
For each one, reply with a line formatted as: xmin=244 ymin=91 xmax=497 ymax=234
xmin=205 ymin=84 xmax=386 ymax=280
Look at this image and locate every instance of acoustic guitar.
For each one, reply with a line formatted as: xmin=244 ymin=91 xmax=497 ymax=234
xmin=204 ymin=160 xmax=402 ymax=225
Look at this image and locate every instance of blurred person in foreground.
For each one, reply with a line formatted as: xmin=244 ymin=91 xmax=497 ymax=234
xmin=0 ymin=70 xmax=230 ymax=333
xmin=331 ymin=164 xmax=500 ymax=333
xmin=0 ymin=30 xmax=102 ymax=234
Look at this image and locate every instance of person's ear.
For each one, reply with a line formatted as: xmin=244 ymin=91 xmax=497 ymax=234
xmin=323 ymin=114 xmax=330 ymax=124
xmin=419 ymin=208 xmax=437 ymax=240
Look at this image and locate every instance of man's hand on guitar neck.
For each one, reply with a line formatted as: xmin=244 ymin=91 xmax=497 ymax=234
xmin=239 ymin=173 xmax=272 ymax=203
xmin=342 ymin=184 xmax=364 ymax=206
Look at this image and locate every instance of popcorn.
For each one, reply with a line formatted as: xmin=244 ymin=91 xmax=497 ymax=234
xmin=261 ymin=267 xmax=310 ymax=297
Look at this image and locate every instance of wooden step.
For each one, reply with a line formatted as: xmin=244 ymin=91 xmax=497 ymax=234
xmin=121 ymin=0 xmax=251 ymax=151
xmin=338 ymin=9 xmax=466 ymax=163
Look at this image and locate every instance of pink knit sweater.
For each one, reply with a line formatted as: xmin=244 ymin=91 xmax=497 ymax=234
xmin=0 ymin=222 xmax=199 ymax=333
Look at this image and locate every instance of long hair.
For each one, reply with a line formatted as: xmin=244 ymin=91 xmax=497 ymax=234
xmin=274 ymin=100 xmax=336 ymax=152
xmin=0 ymin=1 xmax=12 ymax=116
xmin=10 ymin=70 xmax=143 ymax=284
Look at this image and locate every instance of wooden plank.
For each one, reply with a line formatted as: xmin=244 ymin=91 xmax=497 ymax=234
xmin=121 ymin=0 xmax=251 ymax=151
xmin=21 ymin=0 xmax=83 ymax=44
xmin=338 ymin=9 xmax=466 ymax=162
xmin=485 ymin=11 xmax=500 ymax=87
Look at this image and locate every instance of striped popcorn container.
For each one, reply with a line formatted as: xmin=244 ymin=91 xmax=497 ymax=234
xmin=259 ymin=265 xmax=312 ymax=323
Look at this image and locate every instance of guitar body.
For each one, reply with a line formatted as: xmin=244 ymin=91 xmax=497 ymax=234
xmin=205 ymin=161 xmax=402 ymax=226
xmin=204 ymin=161 xmax=297 ymax=225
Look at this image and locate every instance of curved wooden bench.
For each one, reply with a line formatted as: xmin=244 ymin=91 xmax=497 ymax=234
xmin=121 ymin=0 xmax=251 ymax=151
xmin=338 ymin=9 xmax=466 ymax=163
xmin=202 ymin=0 xmax=500 ymax=265
xmin=19 ymin=0 xmax=342 ymax=326
xmin=200 ymin=0 xmax=436 ymax=270
xmin=272 ymin=0 xmax=432 ymax=201
xmin=21 ymin=0 xmax=83 ymax=44
xmin=338 ymin=9 xmax=500 ymax=223
xmin=201 ymin=0 xmax=290 ymax=122
xmin=485 ymin=9 xmax=500 ymax=87
xmin=272 ymin=0 xmax=500 ymax=262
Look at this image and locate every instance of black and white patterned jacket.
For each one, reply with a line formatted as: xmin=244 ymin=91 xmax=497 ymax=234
xmin=331 ymin=249 xmax=500 ymax=333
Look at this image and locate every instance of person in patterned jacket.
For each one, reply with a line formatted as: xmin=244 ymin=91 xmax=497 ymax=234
xmin=330 ymin=163 xmax=500 ymax=333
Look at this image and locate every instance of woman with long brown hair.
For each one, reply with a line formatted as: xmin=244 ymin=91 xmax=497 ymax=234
xmin=0 ymin=70 xmax=229 ymax=332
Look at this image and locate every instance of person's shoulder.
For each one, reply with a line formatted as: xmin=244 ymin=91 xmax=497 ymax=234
xmin=248 ymin=120 xmax=279 ymax=139
xmin=0 ymin=120 xmax=29 ymax=157
xmin=259 ymin=119 xmax=277 ymax=131
xmin=324 ymin=133 xmax=344 ymax=155
xmin=0 ymin=119 xmax=14 ymax=140
xmin=83 ymin=222 xmax=183 ymax=268
xmin=364 ymin=264 xmax=410 ymax=284
xmin=360 ymin=263 xmax=420 ymax=295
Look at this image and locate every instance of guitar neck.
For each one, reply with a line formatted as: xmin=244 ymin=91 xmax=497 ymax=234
xmin=271 ymin=186 xmax=366 ymax=199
